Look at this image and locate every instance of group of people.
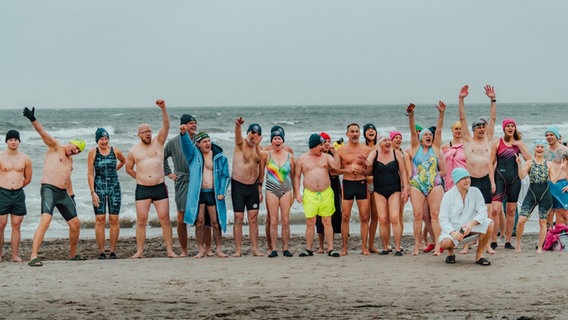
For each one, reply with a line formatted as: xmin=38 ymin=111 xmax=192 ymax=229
xmin=1 ymin=85 xmax=567 ymax=267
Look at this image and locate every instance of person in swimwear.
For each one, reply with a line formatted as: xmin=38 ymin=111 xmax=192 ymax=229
xmin=390 ymin=130 xmax=411 ymax=251
xmin=407 ymin=101 xmax=446 ymax=256
xmin=442 ymin=121 xmax=466 ymax=190
xmin=544 ymin=126 xmax=568 ymax=225
xmin=258 ymin=126 xmax=296 ymax=257
xmin=316 ymin=132 xmax=342 ymax=254
xmin=87 ymin=128 xmax=126 ymax=259
xmin=125 ymin=100 xmax=179 ymax=259
xmin=458 ymin=84 xmax=498 ymax=254
xmin=362 ymin=133 xmax=408 ymax=255
xmin=337 ymin=123 xmax=372 ymax=255
xmin=0 ymin=130 xmax=32 ymax=263
xmin=294 ymin=134 xmax=341 ymax=257
xmin=489 ymin=118 xmax=531 ymax=250
xmin=515 ymin=140 xmax=552 ymax=253
xmin=363 ymin=123 xmax=381 ymax=253
xmin=23 ymin=107 xmax=87 ymax=266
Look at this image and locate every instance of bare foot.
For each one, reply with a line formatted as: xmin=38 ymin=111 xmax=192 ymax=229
xmin=316 ymin=249 xmax=325 ymax=254
xmin=252 ymin=249 xmax=265 ymax=257
xmin=12 ymin=256 xmax=23 ymax=262
xmin=168 ymin=252 xmax=180 ymax=258
xmin=459 ymin=248 xmax=469 ymax=254
xmin=412 ymin=247 xmax=420 ymax=256
xmin=206 ymin=251 xmax=215 ymax=257
xmin=130 ymin=252 xmax=144 ymax=259
xmin=361 ymin=248 xmax=370 ymax=255
xmin=179 ymin=251 xmax=188 ymax=258
xmin=340 ymin=248 xmax=348 ymax=256
xmin=369 ymin=247 xmax=380 ymax=254
xmin=216 ymin=251 xmax=229 ymax=258
xmin=194 ymin=252 xmax=206 ymax=259
xmin=232 ymin=251 xmax=242 ymax=258
xmin=486 ymin=247 xmax=496 ymax=254
xmin=536 ymin=249 xmax=543 ymax=254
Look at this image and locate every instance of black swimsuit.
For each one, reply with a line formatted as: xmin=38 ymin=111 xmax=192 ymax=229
xmin=372 ymin=150 xmax=402 ymax=199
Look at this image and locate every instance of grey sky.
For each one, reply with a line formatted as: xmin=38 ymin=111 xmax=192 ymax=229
xmin=1 ymin=1 xmax=567 ymax=109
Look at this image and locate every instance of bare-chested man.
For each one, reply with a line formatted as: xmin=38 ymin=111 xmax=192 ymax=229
xmin=294 ymin=133 xmax=341 ymax=257
xmin=458 ymin=84 xmax=497 ymax=254
xmin=544 ymin=126 xmax=568 ymax=225
xmin=0 ymin=130 xmax=32 ymax=262
xmin=231 ymin=118 xmax=265 ymax=257
xmin=125 ymin=100 xmax=178 ymax=259
xmin=23 ymin=108 xmax=87 ymax=266
xmin=337 ymin=123 xmax=372 ymax=255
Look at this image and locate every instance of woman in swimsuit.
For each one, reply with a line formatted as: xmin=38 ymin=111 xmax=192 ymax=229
xmin=364 ymin=134 xmax=408 ymax=255
xmin=262 ymin=127 xmax=295 ymax=258
xmin=515 ymin=140 xmax=552 ymax=253
xmin=407 ymin=101 xmax=446 ymax=255
xmin=363 ymin=123 xmax=380 ymax=253
xmin=489 ymin=118 xmax=531 ymax=250
xmin=390 ymin=130 xmax=411 ymax=251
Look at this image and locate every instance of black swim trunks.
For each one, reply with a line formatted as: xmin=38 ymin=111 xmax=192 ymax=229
xmin=135 ymin=183 xmax=169 ymax=201
xmin=231 ymin=179 xmax=260 ymax=212
xmin=0 ymin=187 xmax=27 ymax=216
xmin=343 ymin=179 xmax=367 ymax=200
xmin=40 ymin=184 xmax=77 ymax=221
xmin=470 ymin=175 xmax=492 ymax=204
xmin=199 ymin=189 xmax=216 ymax=206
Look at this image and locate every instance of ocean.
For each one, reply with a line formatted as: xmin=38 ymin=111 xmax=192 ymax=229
xmin=1 ymin=103 xmax=566 ymax=233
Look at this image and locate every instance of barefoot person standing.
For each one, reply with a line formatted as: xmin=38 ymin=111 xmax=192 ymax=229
xmin=0 ymin=130 xmax=32 ymax=263
xmin=23 ymin=107 xmax=87 ymax=266
xmin=125 ymin=100 xmax=179 ymax=259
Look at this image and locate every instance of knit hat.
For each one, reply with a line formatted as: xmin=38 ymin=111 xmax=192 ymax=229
xmin=452 ymin=168 xmax=470 ymax=184
xmin=415 ymin=124 xmax=423 ymax=132
xmin=95 ymin=128 xmax=109 ymax=143
xmin=69 ymin=139 xmax=86 ymax=152
xmin=247 ymin=123 xmax=262 ymax=135
xmin=389 ymin=130 xmax=402 ymax=141
xmin=545 ymin=126 xmax=561 ymax=140
xmin=180 ymin=114 xmax=197 ymax=125
xmin=320 ymin=132 xmax=331 ymax=141
xmin=270 ymin=126 xmax=285 ymax=142
xmin=309 ymin=133 xmax=324 ymax=149
xmin=195 ymin=132 xmax=210 ymax=143
xmin=502 ymin=118 xmax=517 ymax=130
xmin=5 ymin=130 xmax=20 ymax=143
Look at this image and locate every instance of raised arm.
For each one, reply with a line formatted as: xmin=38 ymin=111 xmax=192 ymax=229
xmin=517 ymin=156 xmax=531 ymax=180
xmin=23 ymin=107 xmax=58 ymax=148
xmin=407 ymin=104 xmax=419 ymax=150
xmin=180 ymin=130 xmax=197 ymax=162
xmin=433 ymin=101 xmax=446 ymax=148
xmin=458 ymin=85 xmax=471 ymax=141
xmin=155 ymin=99 xmax=169 ymax=145
xmin=485 ymin=85 xmax=497 ymax=140
xmin=234 ymin=117 xmax=244 ymax=146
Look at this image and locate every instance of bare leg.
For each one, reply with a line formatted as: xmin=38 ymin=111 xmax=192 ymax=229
xmin=281 ymin=192 xmax=292 ymax=252
xmin=248 ymin=209 xmax=263 ymax=256
xmin=30 ymin=214 xmax=52 ymax=260
xmin=476 ymin=221 xmax=494 ymax=262
xmin=206 ymin=206 xmax=228 ymax=258
xmin=194 ymin=205 xmax=206 ymax=258
xmin=205 ymin=227 xmax=213 ymax=256
xmin=131 ymin=200 xmax=151 ymax=259
xmin=266 ymin=192 xmax=280 ymax=253
xmin=0 ymin=215 xmax=7 ymax=262
xmin=233 ymin=212 xmax=244 ymax=257
xmin=536 ymin=219 xmax=548 ymax=253
xmin=388 ymin=194 xmax=402 ymax=251
xmin=357 ymin=198 xmax=370 ymax=255
xmin=10 ymin=215 xmax=24 ymax=262
xmin=67 ymin=217 xmax=81 ymax=258
xmin=427 ymin=186 xmax=444 ymax=256
xmin=515 ymin=216 xmax=527 ymax=253
xmin=176 ymin=211 xmax=188 ymax=257
xmin=409 ymin=188 xmax=425 ymax=255
xmin=109 ymin=214 xmax=120 ymax=254
xmin=490 ymin=201 xmax=502 ymax=243
xmin=340 ymin=199 xmax=354 ymax=256
xmin=265 ymin=204 xmax=272 ymax=252
xmin=305 ymin=217 xmax=316 ymax=251
xmin=95 ymin=214 xmax=106 ymax=254
xmin=505 ymin=202 xmax=517 ymax=244
xmin=322 ymin=216 xmax=334 ymax=251
xmin=375 ymin=193 xmax=390 ymax=251
xmin=154 ymin=199 xmax=179 ymax=258
xmin=368 ymin=191 xmax=380 ymax=253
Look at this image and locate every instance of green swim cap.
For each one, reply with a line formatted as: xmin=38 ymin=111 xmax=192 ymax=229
xmin=69 ymin=138 xmax=86 ymax=152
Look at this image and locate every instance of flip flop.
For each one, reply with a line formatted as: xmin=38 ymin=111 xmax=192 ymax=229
xmin=268 ymin=250 xmax=278 ymax=258
xmin=70 ymin=255 xmax=87 ymax=261
xmin=283 ymin=250 xmax=293 ymax=257
xmin=28 ymin=258 xmax=43 ymax=267
xmin=327 ymin=250 xmax=340 ymax=257
xmin=475 ymin=257 xmax=491 ymax=266
xmin=394 ymin=251 xmax=403 ymax=256
xmin=378 ymin=250 xmax=390 ymax=255
xmin=299 ymin=249 xmax=313 ymax=257
xmin=445 ymin=254 xmax=456 ymax=264
xmin=109 ymin=252 xmax=118 ymax=259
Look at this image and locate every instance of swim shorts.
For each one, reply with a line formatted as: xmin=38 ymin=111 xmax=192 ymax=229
xmin=40 ymin=184 xmax=77 ymax=221
xmin=199 ymin=189 xmax=216 ymax=206
xmin=470 ymin=175 xmax=492 ymax=204
xmin=135 ymin=183 xmax=168 ymax=201
xmin=343 ymin=179 xmax=367 ymax=200
xmin=0 ymin=187 xmax=27 ymax=216
xmin=231 ymin=179 xmax=260 ymax=212
xmin=303 ymin=186 xmax=335 ymax=219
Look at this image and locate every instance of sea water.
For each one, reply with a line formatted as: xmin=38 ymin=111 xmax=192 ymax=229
xmin=1 ymin=103 xmax=566 ymax=233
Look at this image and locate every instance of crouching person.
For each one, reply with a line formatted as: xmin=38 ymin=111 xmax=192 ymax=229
xmin=181 ymin=129 xmax=230 ymax=258
xmin=439 ymin=168 xmax=494 ymax=266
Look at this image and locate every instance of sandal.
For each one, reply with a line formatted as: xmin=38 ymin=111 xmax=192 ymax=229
xmin=327 ymin=250 xmax=340 ymax=257
xmin=299 ymin=249 xmax=313 ymax=257
xmin=378 ymin=250 xmax=390 ymax=255
xmin=445 ymin=254 xmax=456 ymax=264
xmin=98 ymin=253 xmax=107 ymax=260
xmin=70 ymin=255 xmax=87 ymax=261
xmin=109 ymin=252 xmax=118 ymax=259
xmin=28 ymin=258 xmax=43 ymax=267
xmin=283 ymin=250 xmax=293 ymax=257
xmin=268 ymin=250 xmax=278 ymax=258
xmin=394 ymin=251 xmax=403 ymax=256
xmin=475 ymin=257 xmax=491 ymax=266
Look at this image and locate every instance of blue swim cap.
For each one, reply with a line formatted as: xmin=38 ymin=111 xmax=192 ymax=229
xmin=545 ymin=126 xmax=560 ymax=140
xmin=452 ymin=168 xmax=470 ymax=184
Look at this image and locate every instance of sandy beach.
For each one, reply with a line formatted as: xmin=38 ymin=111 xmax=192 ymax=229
xmin=1 ymin=229 xmax=566 ymax=319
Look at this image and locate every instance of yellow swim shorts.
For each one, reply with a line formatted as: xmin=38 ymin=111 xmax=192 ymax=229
xmin=302 ymin=186 xmax=334 ymax=219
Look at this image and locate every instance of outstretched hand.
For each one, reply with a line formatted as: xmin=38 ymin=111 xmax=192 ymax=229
xmin=436 ymin=100 xmax=446 ymax=113
xmin=155 ymin=99 xmax=166 ymax=109
xmin=179 ymin=124 xmax=187 ymax=135
xmin=485 ymin=85 xmax=496 ymax=99
xmin=459 ymin=85 xmax=469 ymax=99
xmin=236 ymin=117 xmax=245 ymax=126
xmin=23 ymin=107 xmax=36 ymax=122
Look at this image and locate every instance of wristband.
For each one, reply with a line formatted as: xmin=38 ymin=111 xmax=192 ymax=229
xmin=491 ymin=99 xmax=496 ymax=103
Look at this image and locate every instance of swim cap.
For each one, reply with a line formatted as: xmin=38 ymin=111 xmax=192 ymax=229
xmin=428 ymin=126 xmax=437 ymax=140
xmin=195 ymin=131 xmax=210 ymax=143
xmin=363 ymin=123 xmax=376 ymax=135
xmin=451 ymin=121 xmax=461 ymax=130
xmin=545 ymin=126 xmax=560 ymax=140
xmin=415 ymin=124 xmax=423 ymax=132
xmin=270 ymin=126 xmax=285 ymax=142
xmin=180 ymin=114 xmax=197 ymax=125
xmin=95 ymin=128 xmax=109 ymax=143
xmin=320 ymin=132 xmax=331 ymax=141
xmin=502 ymin=118 xmax=516 ymax=130
xmin=389 ymin=130 xmax=402 ymax=141
xmin=5 ymin=130 xmax=20 ymax=142
xmin=309 ymin=133 xmax=324 ymax=149
xmin=471 ymin=118 xmax=488 ymax=130
xmin=419 ymin=128 xmax=432 ymax=142
xmin=69 ymin=138 xmax=86 ymax=152
xmin=377 ymin=131 xmax=389 ymax=142
xmin=452 ymin=168 xmax=470 ymax=184
xmin=533 ymin=139 xmax=546 ymax=149
xmin=247 ymin=123 xmax=262 ymax=135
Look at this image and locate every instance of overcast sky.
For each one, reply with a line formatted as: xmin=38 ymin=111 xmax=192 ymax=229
xmin=1 ymin=1 xmax=567 ymax=109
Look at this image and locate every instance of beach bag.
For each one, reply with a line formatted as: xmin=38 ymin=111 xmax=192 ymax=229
xmin=543 ymin=229 xmax=560 ymax=251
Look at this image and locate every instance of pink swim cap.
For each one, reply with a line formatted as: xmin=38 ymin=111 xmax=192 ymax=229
xmin=502 ymin=118 xmax=516 ymax=130
xmin=390 ymin=130 xmax=402 ymax=140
